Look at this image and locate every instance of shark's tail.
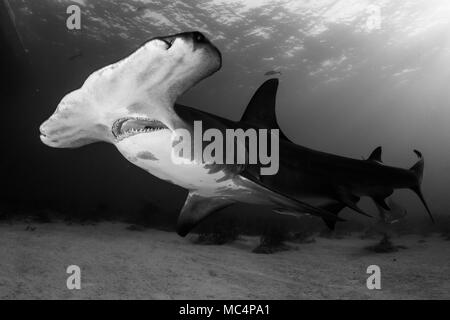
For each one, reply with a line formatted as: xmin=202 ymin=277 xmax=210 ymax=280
xmin=409 ymin=150 xmax=434 ymax=223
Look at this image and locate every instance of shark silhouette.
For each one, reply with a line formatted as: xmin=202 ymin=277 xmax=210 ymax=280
xmin=40 ymin=32 xmax=433 ymax=236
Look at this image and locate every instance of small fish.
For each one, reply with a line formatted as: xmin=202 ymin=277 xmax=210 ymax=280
xmin=68 ymin=51 xmax=83 ymax=61
xmin=375 ymin=198 xmax=407 ymax=224
xmin=136 ymin=6 xmax=150 ymax=12
xmin=264 ymin=70 xmax=282 ymax=76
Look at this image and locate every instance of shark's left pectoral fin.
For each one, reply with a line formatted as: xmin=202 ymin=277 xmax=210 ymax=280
xmin=177 ymin=192 xmax=234 ymax=237
xmin=319 ymin=202 xmax=346 ymax=230
xmin=336 ymin=187 xmax=373 ymax=218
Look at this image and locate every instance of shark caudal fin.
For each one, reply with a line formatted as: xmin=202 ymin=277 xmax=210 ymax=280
xmin=240 ymin=78 xmax=292 ymax=142
xmin=409 ymin=150 xmax=434 ymax=223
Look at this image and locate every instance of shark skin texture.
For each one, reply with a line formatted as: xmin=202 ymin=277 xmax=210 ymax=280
xmin=39 ymin=31 xmax=433 ymax=237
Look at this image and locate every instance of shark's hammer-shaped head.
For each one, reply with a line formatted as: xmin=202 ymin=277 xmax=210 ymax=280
xmin=40 ymin=31 xmax=221 ymax=148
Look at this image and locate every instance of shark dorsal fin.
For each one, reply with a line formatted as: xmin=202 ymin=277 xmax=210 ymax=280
xmin=368 ymin=146 xmax=383 ymax=163
xmin=241 ymin=78 xmax=279 ymax=127
xmin=240 ymin=78 xmax=291 ymax=142
xmin=176 ymin=192 xmax=234 ymax=237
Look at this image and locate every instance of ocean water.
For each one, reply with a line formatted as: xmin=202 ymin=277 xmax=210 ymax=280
xmin=2 ymin=0 xmax=450 ymax=230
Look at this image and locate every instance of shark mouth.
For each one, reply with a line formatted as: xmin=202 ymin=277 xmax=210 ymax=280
xmin=112 ymin=117 xmax=169 ymax=141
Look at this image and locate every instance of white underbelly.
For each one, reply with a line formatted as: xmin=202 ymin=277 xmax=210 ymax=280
xmin=113 ymin=131 xmax=323 ymax=208
xmin=114 ymin=131 xmax=240 ymax=195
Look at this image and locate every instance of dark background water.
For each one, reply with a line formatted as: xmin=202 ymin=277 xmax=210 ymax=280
xmin=1 ymin=0 xmax=450 ymax=233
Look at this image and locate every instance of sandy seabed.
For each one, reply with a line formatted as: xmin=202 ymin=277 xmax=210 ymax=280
xmin=0 ymin=222 xmax=449 ymax=299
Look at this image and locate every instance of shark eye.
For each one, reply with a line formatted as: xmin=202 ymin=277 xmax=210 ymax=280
xmin=194 ymin=32 xmax=205 ymax=43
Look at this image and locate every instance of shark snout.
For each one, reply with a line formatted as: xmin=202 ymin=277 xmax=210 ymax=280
xmin=39 ymin=121 xmax=47 ymax=136
xmin=39 ymin=116 xmax=87 ymax=148
xmin=39 ymin=118 xmax=66 ymax=147
xmin=39 ymin=119 xmax=53 ymax=140
xmin=40 ymin=110 xmax=110 ymax=148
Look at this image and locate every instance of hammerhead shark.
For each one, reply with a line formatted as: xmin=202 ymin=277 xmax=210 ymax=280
xmin=40 ymin=32 xmax=433 ymax=236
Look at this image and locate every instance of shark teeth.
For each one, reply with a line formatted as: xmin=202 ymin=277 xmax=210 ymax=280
xmin=112 ymin=117 xmax=168 ymax=142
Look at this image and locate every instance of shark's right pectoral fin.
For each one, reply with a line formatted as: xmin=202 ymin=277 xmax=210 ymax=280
xmin=319 ymin=202 xmax=346 ymax=230
xmin=176 ymin=192 xmax=234 ymax=237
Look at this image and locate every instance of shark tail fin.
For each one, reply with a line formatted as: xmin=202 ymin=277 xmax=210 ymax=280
xmin=409 ymin=150 xmax=434 ymax=223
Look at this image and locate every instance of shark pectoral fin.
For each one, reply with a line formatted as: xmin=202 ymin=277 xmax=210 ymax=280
xmin=239 ymin=172 xmax=344 ymax=223
xmin=281 ymin=198 xmax=346 ymax=223
xmin=372 ymin=197 xmax=391 ymax=211
xmin=273 ymin=208 xmax=306 ymax=217
xmin=368 ymin=146 xmax=383 ymax=163
xmin=273 ymin=205 xmax=345 ymax=223
xmin=319 ymin=202 xmax=346 ymax=231
xmin=176 ymin=193 xmax=234 ymax=237
xmin=336 ymin=188 xmax=373 ymax=218
xmin=240 ymin=78 xmax=291 ymax=142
